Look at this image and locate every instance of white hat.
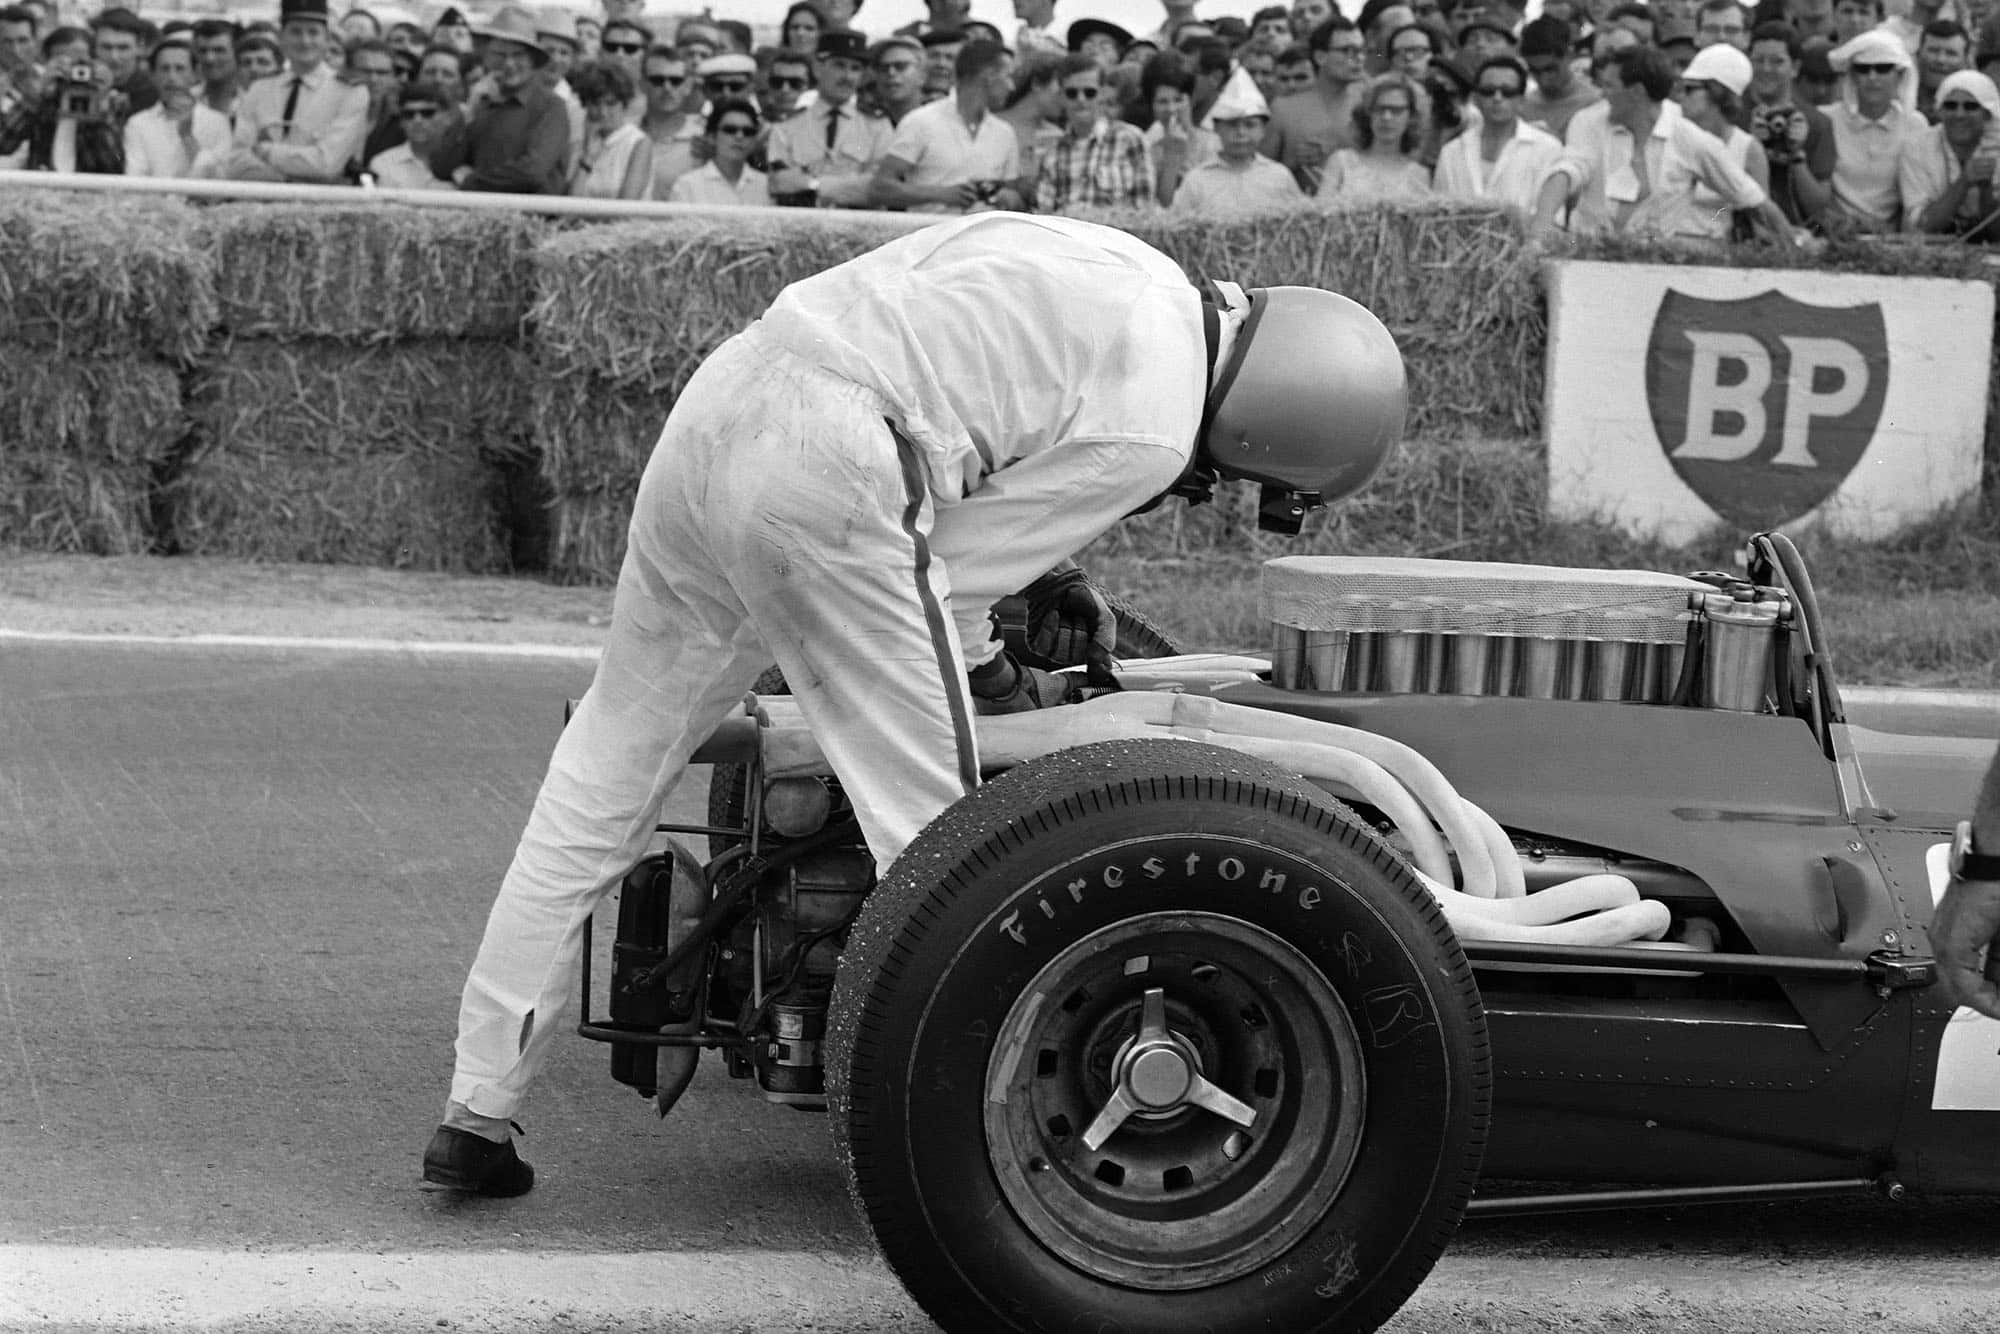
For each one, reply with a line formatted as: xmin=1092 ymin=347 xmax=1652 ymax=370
xmin=1829 ymin=28 xmax=1911 ymax=71
xmin=1938 ymin=68 xmax=2000 ymax=119
xmin=1206 ymin=66 xmax=1270 ymax=122
xmin=696 ymin=52 xmax=758 ymax=77
xmin=1681 ymin=43 xmax=1751 ymax=96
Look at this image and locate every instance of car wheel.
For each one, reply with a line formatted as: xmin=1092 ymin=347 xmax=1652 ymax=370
xmin=825 ymin=738 xmax=1490 ymax=1334
xmin=706 ymin=597 xmax=1181 ymax=856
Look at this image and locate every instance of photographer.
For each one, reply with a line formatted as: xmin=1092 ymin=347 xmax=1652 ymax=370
xmin=0 ymin=36 xmax=124 ymax=172
xmin=1745 ymin=21 xmax=1833 ymax=226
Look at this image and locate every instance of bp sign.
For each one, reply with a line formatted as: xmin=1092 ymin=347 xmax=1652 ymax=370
xmin=1646 ymin=290 xmax=1888 ymax=530
xmin=1545 ymin=262 xmax=1989 ymax=545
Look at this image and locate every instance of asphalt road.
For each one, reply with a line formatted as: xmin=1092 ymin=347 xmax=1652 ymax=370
xmin=4 ymin=638 xmax=1997 ymax=1333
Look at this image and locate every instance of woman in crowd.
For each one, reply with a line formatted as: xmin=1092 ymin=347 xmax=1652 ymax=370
xmin=574 ymin=16 xmax=602 ymax=60
xmin=1674 ymin=44 xmax=1769 ymax=240
xmin=780 ymin=1 xmax=823 ymax=56
xmin=1136 ymin=52 xmax=1218 ymax=205
xmin=233 ymin=31 xmax=283 ymax=88
xmin=1318 ymin=71 xmax=1432 ymax=202
xmin=1899 ymin=68 xmax=2000 ymax=237
xmin=570 ymin=59 xmax=654 ymax=199
xmin=670 ymin=96 xmax=769 ymax=204
xmin=416 ymin=44 xmax=469 ymax=106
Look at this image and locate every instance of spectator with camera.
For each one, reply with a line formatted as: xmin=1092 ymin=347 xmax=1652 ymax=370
xmin=1033 ymin=52 xmax=1152 ymax=211
xmin=0 ymin=26 xmax=122 ymax=170
xmin=91 ymin=6 xmax=153 ymax=116
xmin=1746 ymin=22 xmax=1835 ymax=225
xmin=222 ymin=0 xmax=369 ymax=182
xmin=364 ymin=76 xmax=450 ymax=187
xmin=766 ymin=29 xmax=892 ymax=205
xmin=124 ymin=37 xmax=229 ymax=176
xmin=1898 ymin=67 xmax=2000 ymax=234
xmin=872 ymin=37 xmax=1020 ymax=211
xmin=1434 ymin=55 xmax=1563 ymax=213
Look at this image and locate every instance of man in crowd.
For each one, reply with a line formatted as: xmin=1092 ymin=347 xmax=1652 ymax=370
xmin=1014 ymin=0 xmax=1064 ymax=57
xmin=366 ymin=76 xmax=450 ymax=186
xmin=1069 ymin=17 xmax=1130 ymax=69
xmin=1747 ymin=21 xmax=1835 ymax=225
xmin=1693 ymin=0 xmax=1750 ymax=50
xmin=223 ymin=0 xmax=368 ymax=181
xmin=92 ymin=6 xmax=154 ymax=115
xmin=899 ymin=0 xmax=974 ymax=40
xmin=874 ymin=37 xmax=1020 ymax=211
xmin=638 ymin=46 xmax=699 ymax=197
xmin=1823 ymin=28 xmax=1924 ymax=230
xmin=597 ymin=18 xmax=650 ymax=82
xmin=0 ymin=3 xmax=38 ymax=102
xmin=1273 ymin=41 xmax=1316 ymax=93
xmin=344 ymin=36 xmax=404 ymax=178
xmin=1249 ymin=5 xmax=1293 ymax=55
xmin=674 ymin=17 xmax=723 ymax=65
xmin=123 ymin=37 xmax=229 ymax=176
xmin=429 ymin=5 xmax=569 ymax=192
xmin=767 ymin=28 xmax=891 ymax=205
xmin=1829 ymin=0 xmax=1880 ymax=45
xmin=1291 ymin=0 xmax=1335 ymax=42
xmin=1531 ymin=44 xmax=1794 ymax=239
xmin=1263 ymin=15 xmax=1364 ymax=193
xmin=1034 ymin=51 xmax=1152 ymax=211
xmin=1882 ymin=0 xmax=1951 ymax=53
xmin=919 ymin=27 xmax=964 ymax=98
xmin=1520 ymin=15 xmax=1601 ymax=136
xmin=1172 ymin=66 xmax=1301 ymax=211
xmin=1457 ymin=19 xmax=1519 ymax=66
xmin=1435 ymin=53 xmax=1564 ymax=211
xmin=761 ymin=51 xmax=813 ymax=124
xmin=868 ymin=34 xmax=928 ymax=124
xmin=191 ymin=19 xmax=238 ymax=117
xmin=1917 ymin=20 xmax=1974 ymax=118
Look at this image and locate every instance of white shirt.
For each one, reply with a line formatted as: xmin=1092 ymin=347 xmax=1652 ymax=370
xmin=1824 ymin=98 xmax=1926 ymax=225
xmin=367 ymin=140 xmax=449 ymax=189
xmin=669 ymin=158 xmax=772 ymax=206
xmin=1549 ymin=99 xmax=1768 ymax=237
xmin=759 ymin=213 xmax=1203 ymax=515
xmin=1171 ymin=154 xmax=1304 ymax=213
xmin=882 ymin=97 xmax=1020 ymax=213
xmin=574 ymin=120 xmax=652 ymax=198
xmin=225 ymin=63 xmax=369 ymax=183
xmin=1433 ymin=117 xmax=1562 ymax=214
xmin=122 ymin=102 xmax=231 ymax=178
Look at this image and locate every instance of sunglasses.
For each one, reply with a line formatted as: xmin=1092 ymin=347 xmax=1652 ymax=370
xmin=647 ymin=73 xmax=686 ymax=86
xmin=706 ymin=77 xmax=750 ymax=93
xmin=1391 ymin=43 xmax=1431 ymax=56
xmin=768 ymin=74 xmax=809 ymax=88
xmin=602 ymin=39 xmax=644 ymax=53
xmin=398 ymin=105 xmax=440 ymax=118
xmin=715 ymin=121 xmax=758 ymax=135
xmin=1850 ymin=61 xmax=1900 ymax=74
xmin=1062 ymin=85 xmax=1099 ymax=98
xmin=1474 ymin=83 xmax=1521 ymax=97
xmin=1940 ymin=97 xmax=1987 ymax=111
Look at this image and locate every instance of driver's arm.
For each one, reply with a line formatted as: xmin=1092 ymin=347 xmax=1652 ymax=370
xmin=1935 ymin=752 xmax=2000 ymax=1019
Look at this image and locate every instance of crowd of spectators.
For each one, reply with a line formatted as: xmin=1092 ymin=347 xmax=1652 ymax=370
xmin=0 ymin=0 xmax=1996 ymax=238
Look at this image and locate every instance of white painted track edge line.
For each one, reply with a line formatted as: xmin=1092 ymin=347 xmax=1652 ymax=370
xmin=0 ymin=627 xmax=602 ymax=662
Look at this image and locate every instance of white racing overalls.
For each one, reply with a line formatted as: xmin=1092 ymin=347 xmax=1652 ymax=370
xmin=448 ymin=214 xmax=1211 ymax=1126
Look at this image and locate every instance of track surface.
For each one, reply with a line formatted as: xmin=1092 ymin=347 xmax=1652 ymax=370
xmin=3 ymin=634 xmax=1997 ymax=1332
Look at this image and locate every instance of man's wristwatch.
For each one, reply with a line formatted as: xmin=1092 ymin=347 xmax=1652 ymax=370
xmin=1950 ymin=820 xmax=2000 ymax=881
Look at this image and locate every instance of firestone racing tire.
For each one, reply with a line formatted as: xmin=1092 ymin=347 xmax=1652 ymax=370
xmin=825 ymin=739 xmax=1490 ymax=1334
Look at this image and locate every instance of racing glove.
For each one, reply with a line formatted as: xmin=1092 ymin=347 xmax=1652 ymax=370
xmin=968 ymin=652 xmax=1081 ymax=716
xmin=1023 ymin=561 xmax=1119 ymax=690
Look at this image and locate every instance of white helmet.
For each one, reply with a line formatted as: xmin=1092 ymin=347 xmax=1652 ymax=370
xmin=1201 ymin=286 xmax=1407 ymax=519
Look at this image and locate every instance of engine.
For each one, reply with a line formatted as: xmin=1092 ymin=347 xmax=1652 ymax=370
xmin=1263 ymin=555 xmax=1794 ymax=714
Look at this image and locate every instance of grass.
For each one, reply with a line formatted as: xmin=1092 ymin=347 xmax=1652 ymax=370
xmin=1088 ymin=502 xmax=2000 ymax=691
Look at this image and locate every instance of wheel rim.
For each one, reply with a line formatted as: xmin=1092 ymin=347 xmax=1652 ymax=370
xmin=982 ymin=911 xmax=1367 ymax=1290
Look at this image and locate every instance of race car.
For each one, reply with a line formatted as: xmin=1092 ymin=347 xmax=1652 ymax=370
xmin=572 ymin=531 xmax=1999 ymax=1334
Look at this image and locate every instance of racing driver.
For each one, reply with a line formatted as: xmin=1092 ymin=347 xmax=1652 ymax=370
xmin=422 ymin=212 xmax=1407 ymax=1196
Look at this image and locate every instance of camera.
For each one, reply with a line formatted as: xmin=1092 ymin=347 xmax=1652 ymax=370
xmin=970 ymin=178 xmax=1004 ymax=203
xmin=55 ymin=61 xmax=111 ymax=122
xmin=1749 ymin=103 xmax=1806 ymax=167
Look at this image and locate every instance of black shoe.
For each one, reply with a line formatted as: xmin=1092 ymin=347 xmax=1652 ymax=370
xmin=421 ymin=1125 xmax=535 ymax=1197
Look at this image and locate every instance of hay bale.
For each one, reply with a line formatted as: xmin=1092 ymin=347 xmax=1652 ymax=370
xmin=530 ymin=212 xmax=922 ymax=392
xmin=532 ymin=372 xmax=676 ymax=583
xmin=169 ymin=338 xmax=532 ymax=570
xmin=0 ymin=345 xmax=183 ymax=554
xmin=0 ymin=190 xmax=214 ymax=363
xmin=207 ymin=204 xmax=546 ymax=341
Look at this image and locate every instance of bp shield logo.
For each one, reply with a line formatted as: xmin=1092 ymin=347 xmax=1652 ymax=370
xmin=1646 ymin=289 xmax=1888 ymax=529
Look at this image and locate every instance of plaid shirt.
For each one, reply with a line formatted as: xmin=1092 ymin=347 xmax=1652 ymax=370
xmin=1034 ymin=118 xmax=1155 ymax=214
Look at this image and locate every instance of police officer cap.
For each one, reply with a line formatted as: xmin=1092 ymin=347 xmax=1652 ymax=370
xmin=918 ymin=26 xmax=967 ymax=47
xmin=817 ymin=27 xmax=870 ymax=61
